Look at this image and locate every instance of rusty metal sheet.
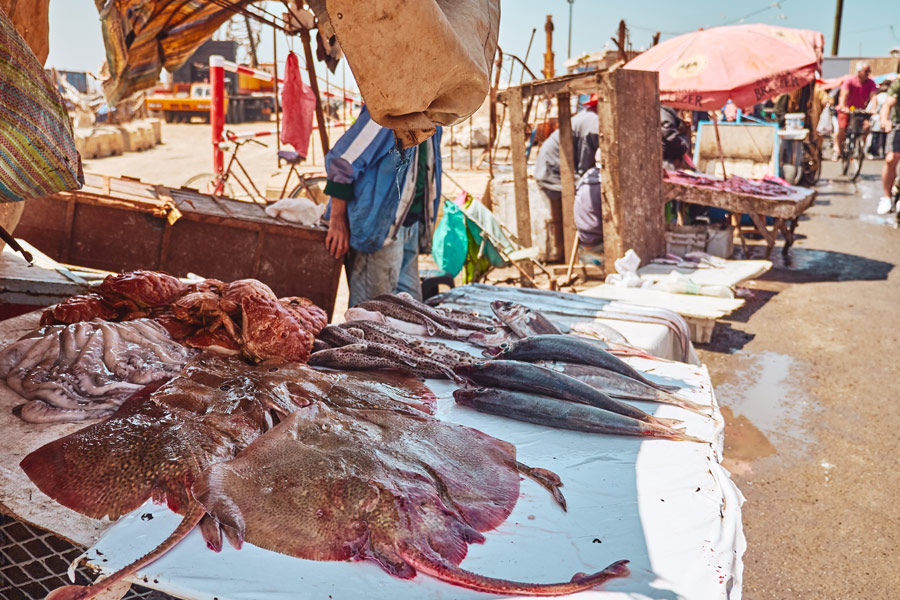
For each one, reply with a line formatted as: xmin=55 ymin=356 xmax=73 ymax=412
xmin=17 ymin=174 xmax=342 ymax=319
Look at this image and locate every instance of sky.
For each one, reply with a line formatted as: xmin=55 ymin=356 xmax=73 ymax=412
xmin=46 ymin=0 xmax=900 ymax=85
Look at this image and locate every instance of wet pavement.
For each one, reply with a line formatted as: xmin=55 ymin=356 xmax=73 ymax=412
xmin=696 ymin=158 xmax=900 ymax=598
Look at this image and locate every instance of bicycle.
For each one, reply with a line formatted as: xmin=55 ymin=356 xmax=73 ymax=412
xmin=840 ymin=109 xmax=870 ymax=182
xmin=183 ymin=130 xmax=328 ymax=207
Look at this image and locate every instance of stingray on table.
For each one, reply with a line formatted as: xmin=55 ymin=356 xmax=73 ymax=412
xmin=21 ymin=354 xmax=628 ymax=599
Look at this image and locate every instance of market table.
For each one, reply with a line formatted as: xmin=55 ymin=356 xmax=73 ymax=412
xmin=0 ymin=293 xmax=745 ymax=600
xmin=664 ymin=171 xmax=817 ymax=258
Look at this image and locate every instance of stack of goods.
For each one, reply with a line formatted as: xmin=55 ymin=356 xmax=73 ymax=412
xmin=41 ymin=270 xmax=327 ymax=363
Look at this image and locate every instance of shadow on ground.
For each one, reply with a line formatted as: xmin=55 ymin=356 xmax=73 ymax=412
xmin=696 ymin=322 xmax=756 ymax=354
xmin=741 ymin=246 xmax=894 ymax=282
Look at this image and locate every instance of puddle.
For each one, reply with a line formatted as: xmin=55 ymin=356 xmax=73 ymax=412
xmin=719 ymin=405 xmax=776 ymax=476
xmin=716 ymin=351 xmax=817 ymax=467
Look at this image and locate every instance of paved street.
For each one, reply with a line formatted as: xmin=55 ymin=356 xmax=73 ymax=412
xmin=699 ymin=158 xmax=900 ymax=598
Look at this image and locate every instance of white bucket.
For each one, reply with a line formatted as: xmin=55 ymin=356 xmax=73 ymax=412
xmin=785 ymin=112 xmax=805 ymax=130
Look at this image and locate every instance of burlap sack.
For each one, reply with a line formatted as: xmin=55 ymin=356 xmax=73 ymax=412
xmin=320 ymin=0 xmax=500 ymax=146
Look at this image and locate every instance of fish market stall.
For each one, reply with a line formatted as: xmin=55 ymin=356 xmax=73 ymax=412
xmin=664 ymin=170 xmax=817 ymax=259
xmin=0 ymin=283 xmax=745 ymax=600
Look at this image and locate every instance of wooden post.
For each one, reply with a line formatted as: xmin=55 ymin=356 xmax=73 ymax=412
xmin=597 ymin=69 xmax=665 ymax=268
xmin=507 ymin=86 xmax=534 ymax=281
xmin=556 ymin=92 xmax=576 ymax=263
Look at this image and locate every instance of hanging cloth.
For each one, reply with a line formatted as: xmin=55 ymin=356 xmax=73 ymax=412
xmin=280 ymin=51 xmax=316 ymax=158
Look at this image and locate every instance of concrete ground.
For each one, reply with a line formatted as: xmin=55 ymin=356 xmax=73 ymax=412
xmin=698 ymin=158 xmax=899 ymax=598
xmin=85 ymin=121 xmax=900 ymax=596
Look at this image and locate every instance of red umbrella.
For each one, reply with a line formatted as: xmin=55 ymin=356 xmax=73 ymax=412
xmin=624 ymin=24 xmax=824 ymax=111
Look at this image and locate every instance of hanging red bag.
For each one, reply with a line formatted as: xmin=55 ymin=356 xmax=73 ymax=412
xmin=280 ymin=51 xmax=316 ymax=158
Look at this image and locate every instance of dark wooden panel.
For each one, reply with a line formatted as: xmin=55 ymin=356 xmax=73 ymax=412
xmin=69 ymin=205 xmax=165 ymax=272
xmin=163 ymin=219 xmax=258 ymax=282
xmin=257 ymin=230 xmax=341 ymax=318
xmin=15 ymin=197 xmax=67 ymax=260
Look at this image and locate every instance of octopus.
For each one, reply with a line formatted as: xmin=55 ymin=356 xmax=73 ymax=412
xmin=23 ymin=355 xmax=629 ymax=599
xmin=0 ymin=319 xmax=196 ymax=423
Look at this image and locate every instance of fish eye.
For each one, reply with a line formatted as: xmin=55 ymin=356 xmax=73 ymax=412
xmin=485 ymin=326 xmax=496 ymax=332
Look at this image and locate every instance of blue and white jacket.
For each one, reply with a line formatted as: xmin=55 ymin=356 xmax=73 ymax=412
xmin=324 ymin=106 xmax=442 ymax=254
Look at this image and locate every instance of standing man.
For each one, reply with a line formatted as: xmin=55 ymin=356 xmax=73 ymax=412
xmin=534 ymin=93 xmax=599 ymax=212
xmin=833 ymin=62 xmax=877 ymax=162
xmin=323 ymin=105 xmax=442 ymax=306
xmin=878 ymin=77 xmax=900 ymax=214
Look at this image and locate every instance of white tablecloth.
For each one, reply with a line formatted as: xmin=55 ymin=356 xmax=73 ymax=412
xmin=79 ymin=357 xmax=744 ymax=600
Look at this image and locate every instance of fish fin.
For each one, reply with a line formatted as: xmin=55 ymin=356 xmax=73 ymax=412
xmin=481 ymin=346 xmax=502 ymax=358
xmin=199 ymin=513 xmax=223 ymax=552
xmin=369 ymin=545 xmax=417 ymax=579
xmin=191 ymin=465 xmax=246 ymax=550
xmin=653 ymin=383 xmax=683 ymax=393
xmin=654 ymin=417 xmax=684 ymax=428
xmin=517 ymin=462 xmax=567 ymax=512
xmin=399 ymin=544 xmax=630 ymax=595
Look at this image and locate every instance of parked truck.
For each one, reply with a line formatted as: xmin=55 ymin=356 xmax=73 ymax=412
xmin=145 ymin=40 xmax=276 ymax=124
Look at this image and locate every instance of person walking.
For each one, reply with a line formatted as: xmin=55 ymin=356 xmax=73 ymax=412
xmin=877 ymin=78 xmax=900 ymax=214
xmin=323 ymin=105 xmax=442 ymax=306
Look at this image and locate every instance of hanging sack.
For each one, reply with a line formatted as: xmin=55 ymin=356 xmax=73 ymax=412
xmin=816 ymin=105 xmax=834 ymax=137
xmin=0 ymin=8 xmax=82 ymax=202
xmin=280 ymin=51 xmax=316 ymax=158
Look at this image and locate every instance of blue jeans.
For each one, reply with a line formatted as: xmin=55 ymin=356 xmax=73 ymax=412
xmin=346 ymin=221 xmax=422 ymax=307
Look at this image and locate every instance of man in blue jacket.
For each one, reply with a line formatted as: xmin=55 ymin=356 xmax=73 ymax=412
xmin=323 ymin=106 xmax=442 ymax=307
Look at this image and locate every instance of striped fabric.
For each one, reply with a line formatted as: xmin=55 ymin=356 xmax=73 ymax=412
xmin=0 ymin=9 xmax=82 ymax=203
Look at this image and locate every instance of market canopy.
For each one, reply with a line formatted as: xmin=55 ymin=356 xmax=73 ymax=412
xmin=96 ymin=0 xmax=256 ymax=103
xmin=624 ymin=24 xmax=825 ymax=111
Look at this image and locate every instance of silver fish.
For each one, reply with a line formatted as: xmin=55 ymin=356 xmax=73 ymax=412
xmin=309 ymin=342 xmax=458 ymax=381
xmin=454 ymin=387 xmax=700 ymax=442
xmin=490 ymin=300 xmax=561 ymax=338
xmin=376 ymin=293 xmax=501 ymax=331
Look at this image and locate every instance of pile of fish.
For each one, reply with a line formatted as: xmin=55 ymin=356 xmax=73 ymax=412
xmin=41 ymin=270 xmax=328 ymax=363
xmin=454 ymin=335 xmax=707 ymax=443
xmin=427 ymin=283 xmax=695 ymax=363
xmin=306 ymin=293 xmax=706 ymax=443
xmin=0 ymin=319 xmax=196 ymax=423
xmin=22 ymin=355 xmax=629 ymax=599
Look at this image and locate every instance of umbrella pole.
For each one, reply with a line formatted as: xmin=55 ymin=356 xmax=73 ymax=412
xmin=711 ymin=117 xmax=728 ymax=179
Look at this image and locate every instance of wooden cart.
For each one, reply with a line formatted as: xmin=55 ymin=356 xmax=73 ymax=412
xmin=16 ymin=173 xmax=342 ymax=319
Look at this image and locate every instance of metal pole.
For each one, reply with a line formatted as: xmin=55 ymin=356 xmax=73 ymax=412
xmin=210 ymin=55 xmax=225 ymax=175
xmin=831 ymin=0 xmax=844 ymax=56
xmin=567 ymin=0 xmax=574 ymax=59
xmin=273 ymin=28 xmax=281 ymax=164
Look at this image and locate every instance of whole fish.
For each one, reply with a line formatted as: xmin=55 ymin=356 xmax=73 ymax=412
xmin=568 ymin=321 xmax=630 ymax=345
xmin=377 ymin=293 xmax=502 ymax=331
xmin=318 ymin=325 xmax=364 ymax=348
xmin=338 ymin=320 xmax=479 ymax=366
xmin=492 ymin=335 xmax=680 ymax=393
xmin=453 ymin=361 xmax=681 ymax=431
xmin=540 ymin=361 xmax=709 ymax=415
xmin=484 ymin=335 xmax=659 ymax=362
xmin=309 ymin=342 xmax=458 ymax=381
xmin=490 ymin=300 xmax=562 ymax=337
xmin=354 ymin=301 xmax=512 ymax=348
xmin=454 ymin=388 xmax=700 ymax=442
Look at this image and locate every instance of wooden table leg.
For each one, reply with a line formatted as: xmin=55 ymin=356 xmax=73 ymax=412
xmin=731 ymin=213 xmax=748 ymax=257
xmin=747 ymin=211 xmax=776 ymax=259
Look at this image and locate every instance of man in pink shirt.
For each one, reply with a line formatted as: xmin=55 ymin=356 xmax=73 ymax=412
xmin=833 ymin=62 xmax=877 ymax=161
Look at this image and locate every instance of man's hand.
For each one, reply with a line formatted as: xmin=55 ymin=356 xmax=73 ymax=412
xmin=325 ymin=197 xmax=350 ymax=259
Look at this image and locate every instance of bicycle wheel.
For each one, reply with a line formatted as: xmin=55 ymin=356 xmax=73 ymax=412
xmin=849 ymin=135 xmax=865 ymax=182
xmin=841 ymin=136 xmax=852 ymax=176
xmin=183 ymin=173 xmax=235 ymax=198
xmin=288 ymin=175 xmax=329 ymax=203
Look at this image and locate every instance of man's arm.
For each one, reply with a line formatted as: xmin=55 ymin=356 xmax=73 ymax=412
xmin=325 ymin=197 xmax=349 ymax=259
xmin=882 ymin=95 xmax=897 ymax=133
xmin=838 ymin=83 xmax=849 ymax=111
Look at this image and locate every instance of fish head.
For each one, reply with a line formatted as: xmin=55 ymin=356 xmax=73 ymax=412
xmin=451 ymin=387 xmax=492 ymax=404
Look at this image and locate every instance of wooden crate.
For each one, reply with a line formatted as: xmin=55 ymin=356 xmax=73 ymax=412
xmin=16 ymin=174 xmax=342 ymax=319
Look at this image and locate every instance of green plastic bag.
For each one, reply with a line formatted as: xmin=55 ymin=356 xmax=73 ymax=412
xmin=431 ymin=201 xmax=468 ymax=277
